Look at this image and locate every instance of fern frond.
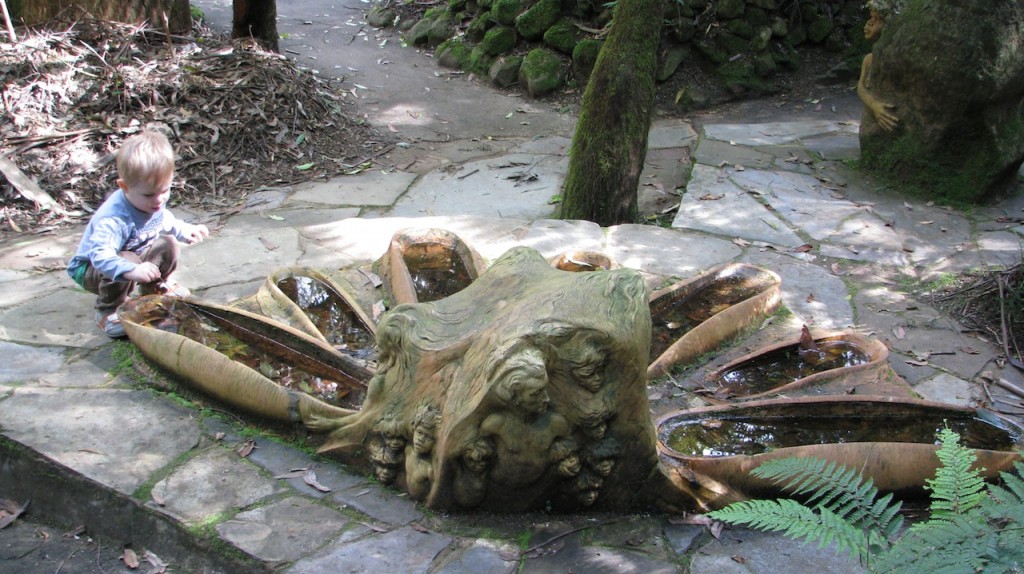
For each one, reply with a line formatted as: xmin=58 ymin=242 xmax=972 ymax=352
xmin=878 ymin=511 xmax=996 ymax=574
xmin=708 ymin=498 xmax=869 ymax=562
xmin=923 ymin=427 xmax=986 ymax=520
xmin=749 ymin=456 xmax=902 ymax=539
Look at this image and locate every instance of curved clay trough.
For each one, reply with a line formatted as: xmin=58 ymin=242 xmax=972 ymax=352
xmin=374 ymin=228 xmax=487 ymax=306
xmin=255 ymin=267 xmax=377 ymax=359
xmin=648 ymin=263 xmax=782 ymax=379
xmin=119 ymin=295 xmax=371 ymax=423
xmin=705 ymin=329 xmax=911 ymax=401
xmin=655 ymin=395 xmax=1024 ymax=511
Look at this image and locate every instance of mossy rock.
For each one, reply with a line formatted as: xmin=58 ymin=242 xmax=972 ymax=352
xmin=770 ymin=16 xmax=788 ymax=38
xmin=491 ymin=0 xmax=523 ymax=26
xmin=515 ymin=0 xmax=562 ymax=41
xmin=750 ymin=26 xmax=772 ymax=52
xmin=571 ymin=38 xmax=603 ymax=85
xmin=489 ymin=55 xmax=524 ymax=88
xmin=426 ymin=15 xmax=456 ymax=47
xmin=469 ymin=46 xmax=495 ymax=75
xmin=725 ymin=19 xmax=754 ymax=40
xmin=423 ymin=6 xmax=448 ymax=19
xmin=543 ymin=19 xmax=579 ymax=55
xmin=406 ymin=15 xmax=437 ymax=46
xmin=478 ymin=0 xmax=494 ymax=8
xmin=694 ymin=38 xmax=729 ymax=65
xmin=657 ymin=45 xmax=691 ymax=82
xmin=668 ymin=17 xmax=696 ymax=43
xmin=518 ymin=48 xmax=565 ymax=97
xmin=467 ymin=13 xmax=494 ymax=41
xmin=753 ymin=51 xmax=777 ymax=78
xmin=806 ymin=16 xmax=834 ymax=43
xmin=715 ymin=30 xmax=749 ymax=56
xmin=715 ymin=0 xmax=745 ymax=19
xmin=481 ymin=25 xmax=517 ymax=55
xmin=787 ymin=24 xmax=807 ymax=46
xmin=437 ymin=37 xmax=472 ymax=69
xmin=367 ymin=4 xmax=396 ymax=28
xmin=746 ymin=6 xmax=770 ymax=27
xmin=449 ymin=0 xmax=468 ymax=12
xmin=747 ymin=0 xmax=776 ymax=9
xmin=716 ymin=60 xmax=769 ymax=97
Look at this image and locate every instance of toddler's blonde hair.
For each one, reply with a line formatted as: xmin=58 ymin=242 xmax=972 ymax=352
xmin=117 ymin=130 xmax=174 ymax=186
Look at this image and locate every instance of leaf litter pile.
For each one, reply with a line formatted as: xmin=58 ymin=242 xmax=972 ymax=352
xmin=0 ymin=19 xmax=393 ymax=239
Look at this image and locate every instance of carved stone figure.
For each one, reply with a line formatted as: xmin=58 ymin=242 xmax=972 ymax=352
xmin=313 ymin=246 xmax=666 ymax=512
xmin=857 ymin=4 xmax=898 ymax=132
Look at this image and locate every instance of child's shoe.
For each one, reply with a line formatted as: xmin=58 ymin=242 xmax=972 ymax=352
xmin=96 ymin=311 xmax=126 ymax=338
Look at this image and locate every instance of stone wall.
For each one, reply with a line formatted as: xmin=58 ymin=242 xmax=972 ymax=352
xmin=369 ymin=0 xmax=868 ymax=99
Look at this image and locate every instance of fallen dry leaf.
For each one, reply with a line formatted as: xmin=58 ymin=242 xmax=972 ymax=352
xmin=732 ymin=237 xmax=751 ymax=247
xmin=905 ymin=359 xmax=929 ymax=366
xmin=122 ymin=547 xmax=140 ymax=569
xmin=259 ymin=236 xmax=277 ymax=251
xmin=699 ymin=193 xmax=725 ymax=201
xmin=303 ymin=470 xmax=332 ymax=492
xmin=959 ymin=346 xmax=980 ymax=355
xmin=792 ymin=243 xmax=813 ymax=253
xmin=892 ymin=326 xmax=906 ymax=340
xmin=0 ymin=499 xmax=28 ymax=530
xmin=237 ymin=438 xmax=257 ymax=457
xmin=144 ymin=550 xmax=167 ymax=573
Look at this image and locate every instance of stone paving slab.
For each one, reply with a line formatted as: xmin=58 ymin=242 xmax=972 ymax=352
xmin=151 ymin=446 xmax=287 ymax=524
xmin=287 ymin=170 xmax=417 ymax=208
xmin=0 ymin=388 xmax=201 ymax=494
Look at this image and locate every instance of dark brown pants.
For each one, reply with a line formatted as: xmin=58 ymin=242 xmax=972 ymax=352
xmin=83 ymin=235 xmax=180 ymax=314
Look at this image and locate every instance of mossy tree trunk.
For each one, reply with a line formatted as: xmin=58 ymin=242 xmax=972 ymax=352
xmin=233 ymin=0 xmax=279 ymax=52
xmin=559 ymin=0 xmax=664 ymax=226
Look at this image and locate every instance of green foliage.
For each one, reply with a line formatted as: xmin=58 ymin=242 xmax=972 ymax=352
xmin=709 ymin=429 xmax=1024 ymax=573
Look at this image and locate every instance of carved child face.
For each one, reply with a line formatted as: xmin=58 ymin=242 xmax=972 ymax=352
xmin=558 ymin=453 xmax=582 ymax=477
xmin=464 ymin=441 xmax=493 ymax=473
xmin=384 ymin=432 xmax=406 ymax=452
xmin=864 ymin=9 xmax=884 ymax=41
xmin=413 ymin=424 xmax=437 ymax=455
xmin=375 ymin=464 xmax=398 ymax=483
xmin=514 ymin=373 xmax=550 ymax=415
xmin=571 ymin=347 xmax=606 ymax=393
xmin=591 ymin=458 xmax=615 ymax=477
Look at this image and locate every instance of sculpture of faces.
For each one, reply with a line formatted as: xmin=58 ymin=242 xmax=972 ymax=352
xmin=549 ymin=437 xmax=581 ymax=477
xmin=570 ymin=345 xmax=606 ymax=393
xmin=412 ymin=405 xmax=442 ymax=455
xmin=463 ymin=438 xmax=494 ymax=474
xmin=497 ymin=348 xmax=550 ymax=416
xmin=374 ymin=415 xmax=407 ymax=452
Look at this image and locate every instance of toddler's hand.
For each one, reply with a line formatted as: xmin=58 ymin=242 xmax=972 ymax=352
xmin=187 ymin=224 xmax=210 ymax=244
xmin=124 ymin=262 xmax=161 ymax=283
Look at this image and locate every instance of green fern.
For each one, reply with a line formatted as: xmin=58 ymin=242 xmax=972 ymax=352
xmin=922 ymin=427 xmax=987 ymax=521
xmin=707 ymin=429 xmax=1024 ymax=574
xmin=708 ymin=457 xmax=903 ymax=563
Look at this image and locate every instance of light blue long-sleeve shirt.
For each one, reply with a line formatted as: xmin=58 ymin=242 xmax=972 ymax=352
xmin=66 ymin=189 xmax=192 ymax=283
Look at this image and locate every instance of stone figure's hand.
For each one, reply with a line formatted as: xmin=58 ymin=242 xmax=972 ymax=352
xmin=872 ymin=101 xmax=899 ymax=132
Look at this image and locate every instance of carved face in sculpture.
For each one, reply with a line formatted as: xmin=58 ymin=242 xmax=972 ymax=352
xmin=463 ymin=438 xmax=494 ymax=474
xmin=498 ymin=348 xmax=550 ymax=416
xmin=570 ymin=345 xmax=606 ymax=393
xmin=412 ymin=406 xmax=441 ymax=455
xmin=864 ymin=8 xmax=884 ymax=42
xmin=558 ymin=452 xmax=582 ymax=477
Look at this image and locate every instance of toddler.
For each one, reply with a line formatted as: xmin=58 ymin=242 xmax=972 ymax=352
xmin=67 ymin=130 xmax=209 ymax=338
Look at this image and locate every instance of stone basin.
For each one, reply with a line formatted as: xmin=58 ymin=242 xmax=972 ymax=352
xmin=254 ymin=267 xmax=377 ymax=360
xmin=655 ymin=396 xmax=1024 ymax=511
xmin=119 ymin=295 xmax=367 ymax=423
xmin=704 ymin=329 xmax=909 ymax=401
xmin=374 ymin=228 xmax=487 ymax=306
xmin=648 ymin=263 xmax=781 ymax=379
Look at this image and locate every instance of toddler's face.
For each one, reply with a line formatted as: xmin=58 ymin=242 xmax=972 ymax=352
xmin=864 ymin=9 xmax=884 ymax=41
xmin=121 ymin=172 xmax=173 ymax=214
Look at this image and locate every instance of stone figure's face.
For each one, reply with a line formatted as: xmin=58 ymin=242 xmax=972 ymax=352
xmin=558 ymin=453 xmax=582 ymax=477
xmin=571 ymin=348 xmax=606 ymax=393
xmin=592 ymin=458 xmax=615 ymax=477
xmin=509 ymin=365 xmax=550 ymax=415
xmin=384 ymin=433 xmax=406 ymax=452
xmin=375 ymin=465 xmax=398 ymax=483
xmin=413 ymin=425 xmax=437 ymax=455
xmin=864 ymin=9 xmax=884 ymax=41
